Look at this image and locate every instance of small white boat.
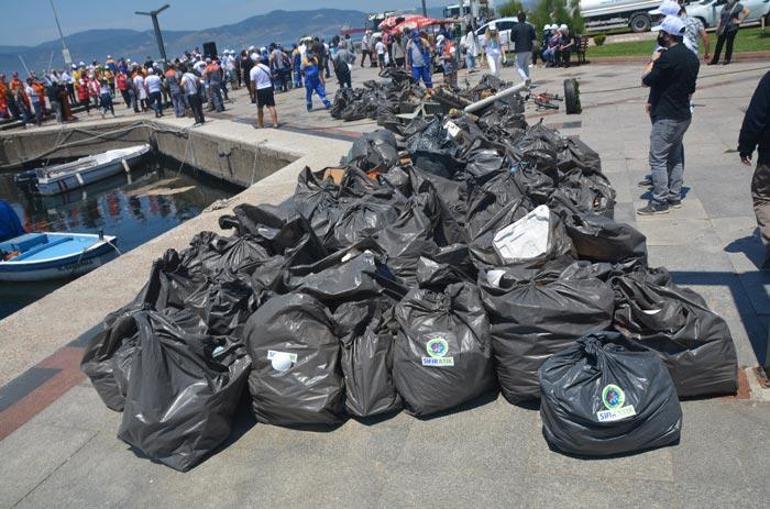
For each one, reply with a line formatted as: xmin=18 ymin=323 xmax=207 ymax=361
xmin=17 ymin=144 xmax=151 ymax=196
xmin=0 ymin=232 xmax=118 ymax=282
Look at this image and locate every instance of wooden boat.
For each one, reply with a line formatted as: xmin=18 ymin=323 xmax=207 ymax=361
xmin=0 ymin=232 xmax=118 ymax=282
xmin=16 ymin=144 xmax=151 ymax=196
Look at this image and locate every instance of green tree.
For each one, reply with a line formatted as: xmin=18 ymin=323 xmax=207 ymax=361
xmin=530 ymin=0 xmax=585 ymax=36
xmin=498 ymin=0 xmax=525 ymax=18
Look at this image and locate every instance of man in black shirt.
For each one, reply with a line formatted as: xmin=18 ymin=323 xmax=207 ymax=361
xmin=738 ymin=72 xmax=770 ymax=267
xmin=638 ymin=15 xmax=700 ymax=215
xmin=509 ymin=12 xmax=537 ymax=82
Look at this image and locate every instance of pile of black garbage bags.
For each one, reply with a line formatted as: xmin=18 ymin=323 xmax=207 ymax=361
xmin=81 ymin=91 xmax=738 ymax=471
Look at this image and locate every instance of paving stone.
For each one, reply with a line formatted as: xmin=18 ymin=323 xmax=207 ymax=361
xmin=0 ymin=423 xmax=97 ymax=507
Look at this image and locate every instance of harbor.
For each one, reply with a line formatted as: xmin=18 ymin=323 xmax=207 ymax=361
xmin=0 ymin=61 xmax=768 ymax=506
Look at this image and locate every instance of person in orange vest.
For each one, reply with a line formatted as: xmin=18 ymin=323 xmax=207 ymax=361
xmin=204 ymin=58 xmax=225 ymax=112
xmin=31 ymin=77 xmax=46 ymax=121
xmin=9 ymin=72 xmax=31 ymax=125
xmin=0 ymin=74 xmax=8 ymax=119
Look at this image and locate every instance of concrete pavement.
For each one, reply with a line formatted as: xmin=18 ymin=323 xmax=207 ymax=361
xmin=0 ymin=61 xmax=769 ymax=507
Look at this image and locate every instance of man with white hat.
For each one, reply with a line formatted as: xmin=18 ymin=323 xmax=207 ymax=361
xmin=637 ymin=15 xmax=700 ymax=215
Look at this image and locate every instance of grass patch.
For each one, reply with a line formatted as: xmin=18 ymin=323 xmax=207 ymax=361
xmin=588 ymin=26 xmax=769 ymax=58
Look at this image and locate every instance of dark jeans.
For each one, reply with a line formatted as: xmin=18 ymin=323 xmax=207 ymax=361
xmin=711 ymin=29 xmax=738 ymax=64
xmin=752 ymin=163 xmax=770 ymax=245
xmin=100 ymin=93 xmax=114 ymax=115
xmin=336 ymin=71 xmax=351 ymax=89
xmin=120 ymin=89 xmax=131 ymax=107
xmin=186 ymin=93 xmax=205 ymax=124
xmin=149 ymin=91 xmax=163 ymax=116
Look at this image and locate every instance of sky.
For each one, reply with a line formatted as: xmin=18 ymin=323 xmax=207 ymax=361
xmin=0 ymin=0 xmax=442 ymax=47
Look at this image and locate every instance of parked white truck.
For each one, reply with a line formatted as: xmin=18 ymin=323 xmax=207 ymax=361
xmin=580 ymin=0 xmax=672 ymax=32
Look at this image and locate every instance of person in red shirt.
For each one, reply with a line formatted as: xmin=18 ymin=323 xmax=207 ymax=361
xmin=77 ymin=76 xmax=91 ymax=114
xmin=0 ymin=74 xmax=8 ymax=118
xmin=116 ymin=71 xmax=130 ymax=108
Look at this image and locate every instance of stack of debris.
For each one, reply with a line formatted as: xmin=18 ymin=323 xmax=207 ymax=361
xmin=81 ymin=83 xmax=738 ymax=470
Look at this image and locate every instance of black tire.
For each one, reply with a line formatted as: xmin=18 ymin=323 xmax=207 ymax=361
xmin=564 ymin=78 xmax=581 ymax=115
xmin=630 ymin=13 xmax=651 ymax=33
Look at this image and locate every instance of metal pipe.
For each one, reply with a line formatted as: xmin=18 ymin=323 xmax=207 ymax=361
xmin=463 ymin=82 xmax=529 ymax=113
xmin=48 ymin=0 xmax=72 ymax=65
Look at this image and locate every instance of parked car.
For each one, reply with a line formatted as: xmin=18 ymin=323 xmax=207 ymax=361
xmin=475 ymin=16 xmax=519 ymax=48
xmin=685 ymin=0 xmax=770 ymax=28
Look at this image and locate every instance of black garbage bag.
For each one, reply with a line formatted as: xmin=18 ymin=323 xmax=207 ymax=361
xmin=181 ymin=232 xmax=271 ymax=277
xmin=343 ymin=129 xmax=400 ymax=171
xmin=539 ymin=331 xmax=682 ymax=457
xmin=335 ymin=298 xmax=403 ymax=418
xmin=244 ymin=293 xmax=346 ymax=427
xmin=133 ymin=249 xmax=203 ymax=312
xmin=416 ymin=244 xmax=477 ymax=289
xmin=372 ymin=200 xmax=440 ymax=286
xmin=612 ymin=272 xmax=738 ymax=397
xmin=325 ymin=193 xmax=404 ymax=251
xmin=408 ymin=166 xmax=467 ymax=245
xmin=292 ymin=167 xmax=342 ymax=240
xmin=117 ymin=311 xmax=251 ymax=471
xmin=552 ymin=169 xmax=616 ymax=218
xmin=560 ymin=210 xmax=648 ymax=264
xmin=511 ymin=120 xmax=565 ymax=171
xmin=465 ymin=170 xmax=532 ymax=242
xmin=405 ymin=117 xmax=462 ymax=179
xmin=470 ymin=203 xmax=575 ymax=273
xmin=393 ymin=282 xmax=497 ymax=417
xmin=557 ymin=136 xmax=603 ymax=174
xmin=219 ymin=204 xmax=328 ymax=267
xmin=480 ymin=268 xmax=615 ymax=403
xmin=81 ymin=308 xmax=142 ymax=411
xmin=285 ymin=247 xmax=405 ymax=306
xmin=184 ymin=270 xmax=261 ymax=336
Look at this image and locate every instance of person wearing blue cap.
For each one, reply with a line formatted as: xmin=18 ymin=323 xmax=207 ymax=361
xmin=637 ymin=15 xmax=700 ymax=216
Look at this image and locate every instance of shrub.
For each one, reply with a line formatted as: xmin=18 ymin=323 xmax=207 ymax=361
xmin=593 ymin=33 xmax=607 ymax=46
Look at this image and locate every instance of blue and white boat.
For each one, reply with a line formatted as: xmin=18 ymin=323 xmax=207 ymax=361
xmin=15 ymin=144 xmax=151 ymax=196
xmin=0 ymin=232 xmax=118 ymax=282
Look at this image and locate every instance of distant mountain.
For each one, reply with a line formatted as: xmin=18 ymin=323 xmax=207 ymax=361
xmin=0 ymin=9 xmax=368 ymax=75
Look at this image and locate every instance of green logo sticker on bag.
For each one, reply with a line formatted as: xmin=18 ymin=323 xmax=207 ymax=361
xmin=601 ymin=384 xmax=625 ymax=410
xmin=422 ymin=335 xmax=454 ymax=367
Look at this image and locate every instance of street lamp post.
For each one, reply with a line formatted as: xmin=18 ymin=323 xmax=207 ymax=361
xmin=136 ymin=4 xmax=170 ymax=63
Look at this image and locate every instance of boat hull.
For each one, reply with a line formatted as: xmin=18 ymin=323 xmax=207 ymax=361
xmin=0 ymin=233 xmax=118 ymax=282
xmin=35 ymin=144 xmax=151 ymax=196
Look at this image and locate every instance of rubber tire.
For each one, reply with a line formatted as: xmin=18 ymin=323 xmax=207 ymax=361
xmin=630 ymin=13 xmax=651 ymax=33
xmin=564 ymin=79 xmax=581 ymax=115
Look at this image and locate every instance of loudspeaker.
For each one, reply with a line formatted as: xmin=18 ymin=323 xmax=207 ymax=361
xmin=203 ymin=41 xmax=218 ymax=59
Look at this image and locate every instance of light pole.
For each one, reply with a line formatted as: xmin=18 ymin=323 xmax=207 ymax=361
xmin=136 ymin=4 xmax=170 ymax=63
xmin=48 ymin=0 xmax=72 ymax=66
xmin=421 ymin=0 xmax=427 ymax=17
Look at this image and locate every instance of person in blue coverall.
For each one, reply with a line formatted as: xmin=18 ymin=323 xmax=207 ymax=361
xmin=0 ymin=199 xmax=24 ymax=243
xmin=405 ymin=30 xmax=433 ymax=90
xmin=302 ymin=49 xmax=331 ymax=112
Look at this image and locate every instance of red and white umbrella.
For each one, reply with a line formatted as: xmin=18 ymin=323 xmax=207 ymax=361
xmin=390 ymin=16 xmax=442 ymax=33
xmin=378 ymin=14 xmax=422 ymax=31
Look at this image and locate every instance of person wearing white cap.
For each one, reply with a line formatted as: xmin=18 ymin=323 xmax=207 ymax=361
xmin=482 ymin=22 xmax=503 ymax=77
xmin=637 ymin=15 xmax=700 ymax=215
